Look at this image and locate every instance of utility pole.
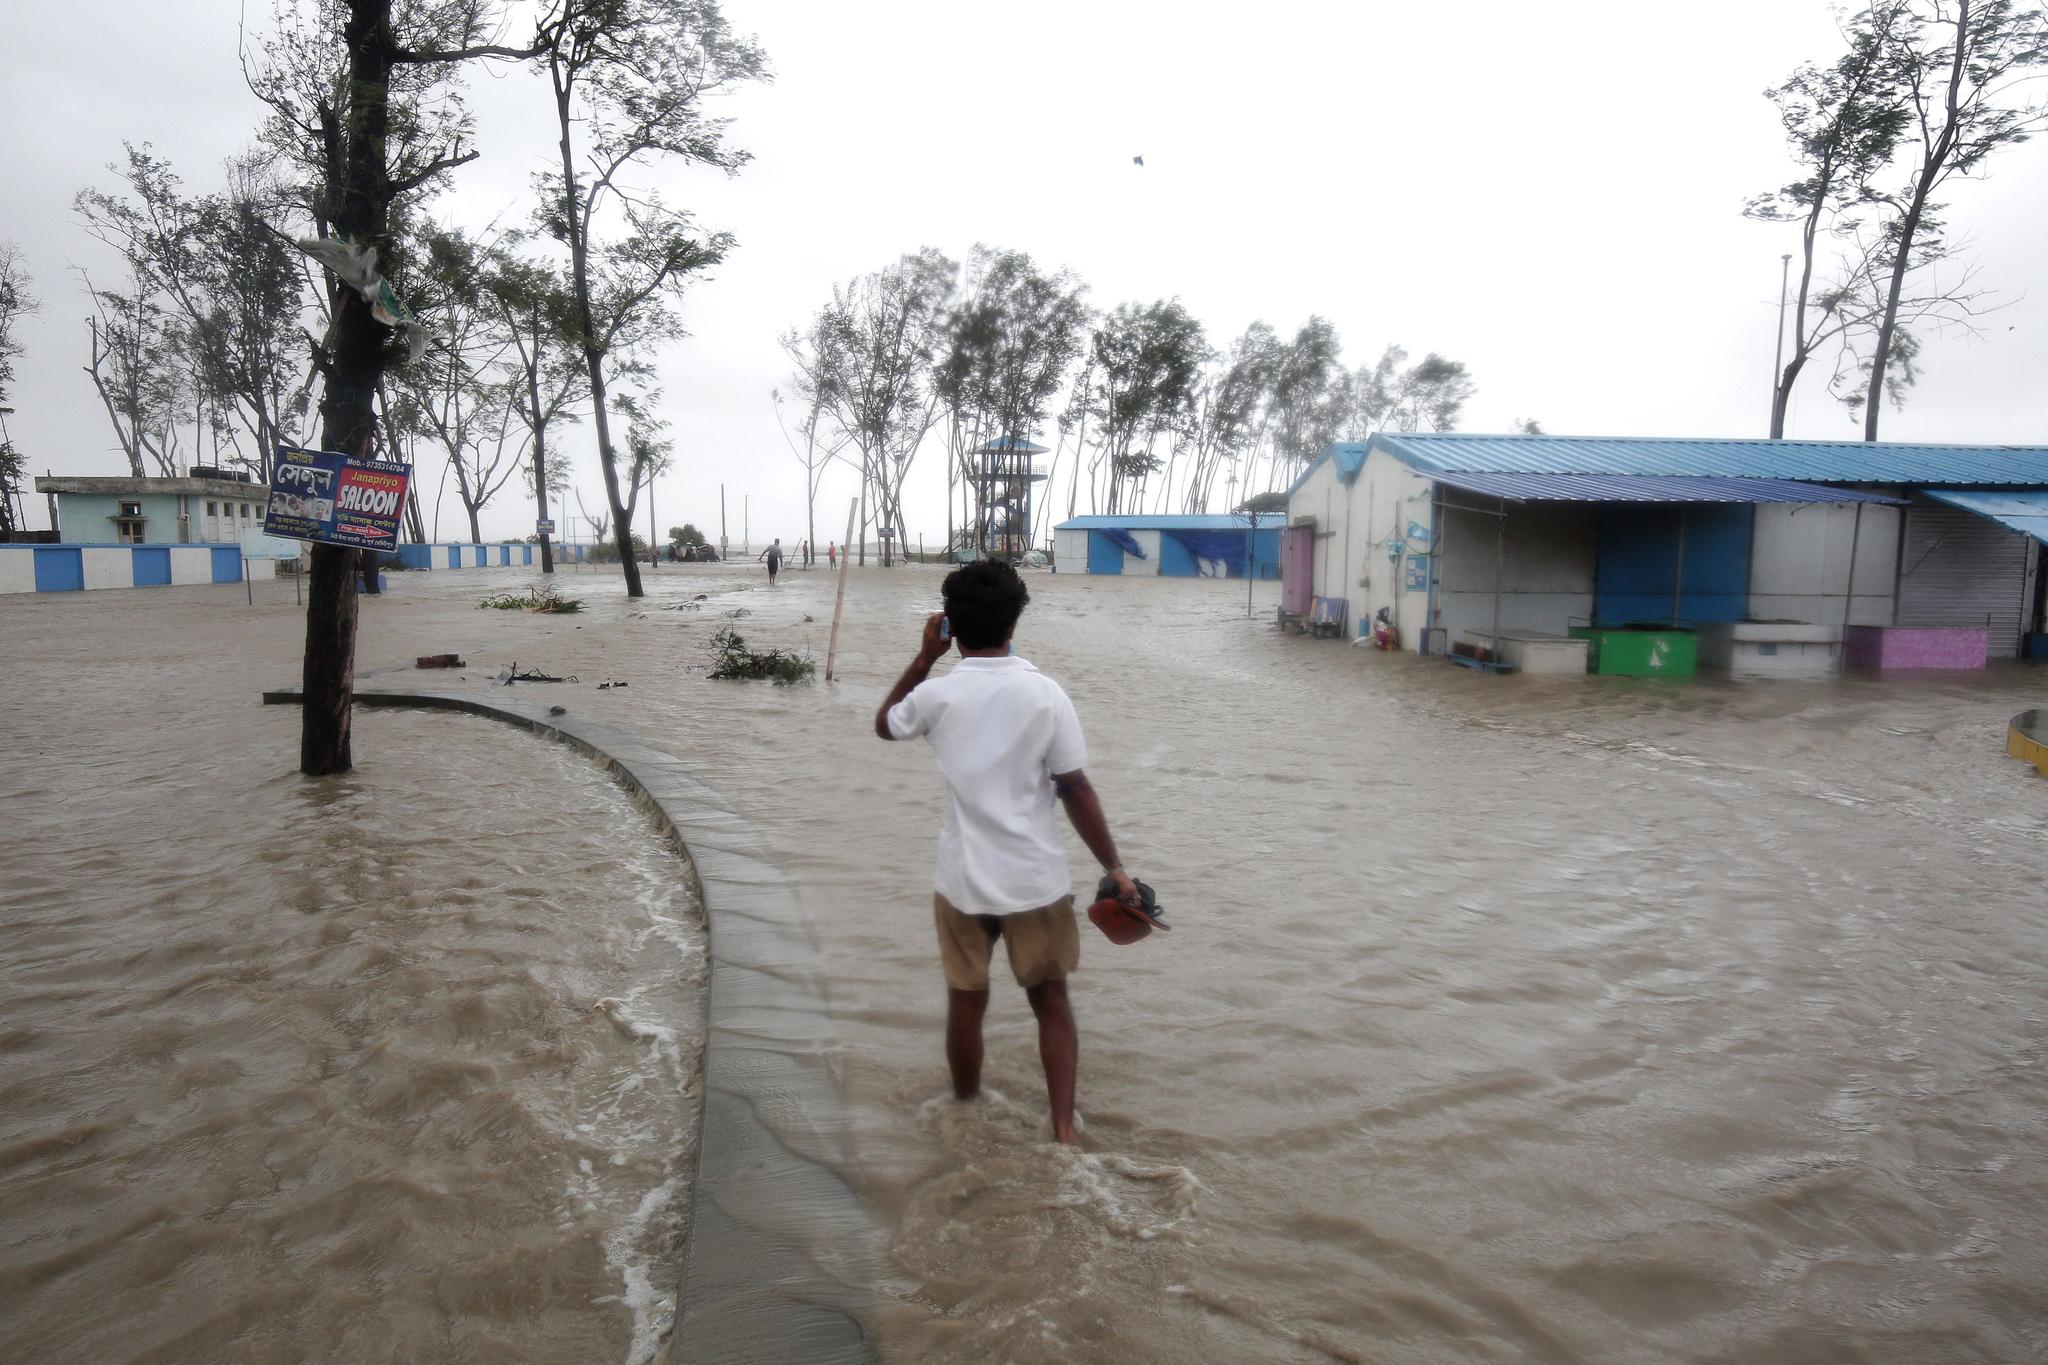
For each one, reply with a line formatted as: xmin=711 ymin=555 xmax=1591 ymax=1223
xmin=647 ymin=470 xmax=657 ymax=570
xmin=719 ymin=482 xmax=727 ymax=561
xmin=1770 ymin=252 xmax=1791 ymax=438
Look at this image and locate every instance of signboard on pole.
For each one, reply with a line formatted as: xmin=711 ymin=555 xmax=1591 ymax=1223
xmin=536 ymin=518 xmax=556 ymax=536
xmin=263 ymin=443 xmax=412 ymax=550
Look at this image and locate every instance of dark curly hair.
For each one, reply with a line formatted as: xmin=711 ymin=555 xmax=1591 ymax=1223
xmin=942 ymin=559 xmax=1031 ymax=649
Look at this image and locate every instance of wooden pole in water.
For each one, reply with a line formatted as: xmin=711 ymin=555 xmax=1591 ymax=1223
xmin=825 ymin=496 xmax=858 ymax=683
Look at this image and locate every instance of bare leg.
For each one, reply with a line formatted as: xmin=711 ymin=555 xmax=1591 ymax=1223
xmin=946 ymin=987 xmax=990 ymax=1099
xmin=1026 ymin=980 xmax=1078 ymax=1144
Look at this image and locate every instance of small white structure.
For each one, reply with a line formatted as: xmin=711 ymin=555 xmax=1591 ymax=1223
xmin=1696 ymin=622 xmax=1842 ymax=681
xmin=1460 ymin=629 xmax=1591 ymax=675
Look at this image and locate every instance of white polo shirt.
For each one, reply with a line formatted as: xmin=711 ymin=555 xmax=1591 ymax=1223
xmin=887 ymin=655 xmax=1088 ymax=914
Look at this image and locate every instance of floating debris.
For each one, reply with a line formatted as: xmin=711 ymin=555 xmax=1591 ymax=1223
xmin=479 ymin=584 xmax=584 ymax=613
xmin=707 ymin=626 xmax=814 ymax=685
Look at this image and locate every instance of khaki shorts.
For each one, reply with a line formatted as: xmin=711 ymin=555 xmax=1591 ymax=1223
xmin=934 ymin=892 xmax=1080 ymax=991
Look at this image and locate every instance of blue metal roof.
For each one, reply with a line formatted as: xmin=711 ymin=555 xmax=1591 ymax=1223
xmin=1056 ymin=514 xmax=1283 ymax=531
xmin=1924 ymin=488 xmax=2048 ymax=544
xmin=1431 ymin=471 xmax=1905 ymax=505
xmin=1371 ymin=432 xmax=2048 ymax=484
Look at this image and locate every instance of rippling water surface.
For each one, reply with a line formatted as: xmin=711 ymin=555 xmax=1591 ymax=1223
xmin=7 ymin=566 xmax=2048 ymax=1363
xmin=1 ymin=590 xmax=704 ymax=1364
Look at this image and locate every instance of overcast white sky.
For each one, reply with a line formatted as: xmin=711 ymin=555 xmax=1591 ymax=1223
xmin=3 ymin=0 xmax=2044 ymax=544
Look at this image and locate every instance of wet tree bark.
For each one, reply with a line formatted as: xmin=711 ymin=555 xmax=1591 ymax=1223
xmin=299 ymin=0 xmax=394 ymax=775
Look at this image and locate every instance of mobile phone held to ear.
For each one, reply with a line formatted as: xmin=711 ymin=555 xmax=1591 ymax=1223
xmin=939 ymin=617 xmax=951 ymax=641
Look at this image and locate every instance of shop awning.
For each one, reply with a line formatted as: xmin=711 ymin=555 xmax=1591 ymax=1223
xmin=1923 ymin=488 xmax=2048 ymax=545
xmin=1428 ymin=471 xmax=1906 ymax=505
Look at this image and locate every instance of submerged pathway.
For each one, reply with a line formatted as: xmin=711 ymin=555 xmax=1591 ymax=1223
xmin=262 ymin=684 xmax=877 ymax=1363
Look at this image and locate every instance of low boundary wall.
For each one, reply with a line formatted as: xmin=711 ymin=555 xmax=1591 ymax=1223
xmin=0 ymin=542 xmax=242 ymax=594
xmin=258 ymin=685 xmax=876 ymax=1362
xmin=393 ymin=542 xmax=594 ymax=570
xmin=2 ymin=541 xmax=576 ymax=593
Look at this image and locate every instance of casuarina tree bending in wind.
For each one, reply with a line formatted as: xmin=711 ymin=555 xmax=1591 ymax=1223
xmin=531 ymin=0 xmax=769 ymax=598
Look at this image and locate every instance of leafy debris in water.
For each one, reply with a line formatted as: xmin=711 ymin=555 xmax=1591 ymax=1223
xmin=480 ymin=583 xmax=584 ymax=613
xmin=707 ymin=626 xmax=814 ymax=685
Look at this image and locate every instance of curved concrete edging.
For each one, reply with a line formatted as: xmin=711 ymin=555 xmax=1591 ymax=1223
xmin=2011 ymin=708 xmax=2048 ymax=777
xmin=261 ymin=686 xmax=877 ymax=1363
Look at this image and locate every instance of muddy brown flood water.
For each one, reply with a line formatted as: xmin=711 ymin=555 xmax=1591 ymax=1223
xmin=5 ymin=563 xmax=2048 ymax=1363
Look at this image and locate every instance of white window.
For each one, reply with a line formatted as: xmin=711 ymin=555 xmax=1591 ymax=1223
xmin=207 ymin=501 xmax=218 ymax=517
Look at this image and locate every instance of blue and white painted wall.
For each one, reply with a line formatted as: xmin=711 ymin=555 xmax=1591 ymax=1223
xmin=395 ymin=541 xmax=547 ymax=569
xmin=0 ymin=543 xmax=243 ymax=594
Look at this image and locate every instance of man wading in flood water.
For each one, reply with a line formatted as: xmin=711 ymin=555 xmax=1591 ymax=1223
xmin=875 ymin=560 xmax=1141 ymax=1144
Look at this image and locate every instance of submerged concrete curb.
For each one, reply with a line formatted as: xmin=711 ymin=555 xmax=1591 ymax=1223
xmin=262 ymin=687 xmax=877 ymax=1363
xmin=2012 ymin=708 xmax=2048 ymax=777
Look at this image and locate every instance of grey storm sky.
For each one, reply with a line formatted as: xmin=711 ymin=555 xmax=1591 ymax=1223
xmin=3 ymin=0 xmax=2044 ymax=542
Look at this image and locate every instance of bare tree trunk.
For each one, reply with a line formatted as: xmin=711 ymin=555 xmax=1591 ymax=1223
xmin=300 ymin=0 xmax=397 ymax=776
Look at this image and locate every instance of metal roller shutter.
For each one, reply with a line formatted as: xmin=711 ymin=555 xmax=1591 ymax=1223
xmin=1896 ymin=497 xmax=2029 ymax=657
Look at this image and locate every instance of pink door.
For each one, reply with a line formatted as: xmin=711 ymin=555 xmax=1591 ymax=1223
xmin=1280 ymin=525 xmax=1313 ymax=616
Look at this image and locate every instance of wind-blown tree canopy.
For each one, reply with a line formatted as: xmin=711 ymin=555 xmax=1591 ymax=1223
xmin=1183 ymin=321 xmax=1279 ymax=513
xmin=75 ymin=147 xmax=311 ymax=481
xmin=532 ymin=0 xmax=769 ymax=596
xmin=1347 ymin=345 xmax=1476 ymax=437
xmin=1746 ymin=0 xmax=1914 ymax=438
xmin=1080 ymin=299 xmax=1209 ymax=515
xmin=809 ymin=247 xmax=954 ymax=563
xmin=936 ymin=245 xmax=1089 ymax=553
xmin=1265 ymin=316 xmax=1346 ymax=484
xmin=1853 ymin=0 xmax=2048 ymax=439
xmin=390 ymin=223 xmax=530 ymax=544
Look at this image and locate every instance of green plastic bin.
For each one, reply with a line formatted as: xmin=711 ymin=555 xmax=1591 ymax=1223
xmin=1568 ymin=623 xmax=1698 ymax=678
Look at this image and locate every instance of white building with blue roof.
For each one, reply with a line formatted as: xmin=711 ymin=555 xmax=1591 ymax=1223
xmin=1283 ymin=434 xmax=2048 ymax=668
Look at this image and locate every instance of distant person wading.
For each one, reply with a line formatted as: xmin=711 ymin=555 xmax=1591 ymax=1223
xmin=874 ymin=560 xmax=1144 ymax=1145
xmin=759 ymin=537 xmax=784 ymax=583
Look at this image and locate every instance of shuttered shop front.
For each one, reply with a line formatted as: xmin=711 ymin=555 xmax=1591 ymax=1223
xmin=1895 ymin=498 xmax=2032 ymax=657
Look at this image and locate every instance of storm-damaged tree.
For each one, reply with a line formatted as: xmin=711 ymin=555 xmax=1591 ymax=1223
xmin=804 ymin=248 xmax=954 ymax=566
xmin=1263 ymin=317 xmax=1347 ymax=491
xmin=1854 ymin=0 xmax=2048 ymax=439
xmin=1345 ymin=344 xmax=1476 ymax=437
xmin=76 ymin=148 xmax=311 ymax=482
xmin=530 ymin=0 xmax=769 ymax=597
xmin=482 ymin=236 xmax=585 ymax=573
xmin=0 ymin=242 xmax=37 ymax=535
xmin=935 ymin=246 xmax=1089 ymax=556
xmin=1746 ymin=1 xmax=1914 ymax=438
xmin=245 ymin=0 xmax=548 ymax=774
xmin=1077 ymin=299 xmax=1208 ymax=516
xmin=1182 ymin=321 xmax=1278 ymax=514
xmin=391 ymin=225 xmax=531 ymax=543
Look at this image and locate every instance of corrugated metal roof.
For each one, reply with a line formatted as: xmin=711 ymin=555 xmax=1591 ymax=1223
xmin=1430 ymin=471 xmax=1906 ymax=505
xmin=1372 ymin=433 xmax=2048 ymax=485
xmin=1924 ymin=488 xmax=2048 ymax=544
xmin=1055 ymin=514 xmax=1282 ymax=531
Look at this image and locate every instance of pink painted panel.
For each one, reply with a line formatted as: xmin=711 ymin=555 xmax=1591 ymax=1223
xmin=1281 ymin=526 xmax=1314 ymax=616
xmin=1843 ymin=626 xmax=1989 ymax=670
